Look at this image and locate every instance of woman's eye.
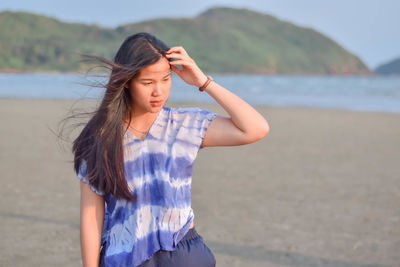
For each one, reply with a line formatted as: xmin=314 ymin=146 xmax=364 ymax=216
xmin=143 ymin=78 xmax=169 ymax=86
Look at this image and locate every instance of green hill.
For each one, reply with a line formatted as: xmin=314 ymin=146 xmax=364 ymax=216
xmin=0 ymin=6 xmax=371 ymax=74
xmin=0 ymin=10 xmax=121 ymax=72
xmin=375 ymin=57 xmax=400 ymax=75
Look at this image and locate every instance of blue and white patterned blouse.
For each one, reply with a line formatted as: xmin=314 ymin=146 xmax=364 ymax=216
xmin=77 ymin=106 xmax=218 ymax=267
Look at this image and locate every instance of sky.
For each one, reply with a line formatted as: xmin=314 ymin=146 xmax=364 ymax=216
xmin=1 ymin=0 xmax=399 ymax=69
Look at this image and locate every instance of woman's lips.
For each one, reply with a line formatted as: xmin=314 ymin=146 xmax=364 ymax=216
xmin=150 ymin=100 xmax=163 ymax=106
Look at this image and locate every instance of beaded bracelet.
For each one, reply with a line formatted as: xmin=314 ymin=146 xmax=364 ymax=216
xmin=199 ymin=76 xmax=214 ymax=92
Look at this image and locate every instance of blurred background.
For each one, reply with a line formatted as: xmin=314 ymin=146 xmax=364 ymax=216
xmin=0 ymin=1 xmax=399 ymax=266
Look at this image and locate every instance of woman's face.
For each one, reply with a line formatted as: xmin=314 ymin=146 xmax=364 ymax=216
xmin=128 ymin=56 xmax=172 ymax=115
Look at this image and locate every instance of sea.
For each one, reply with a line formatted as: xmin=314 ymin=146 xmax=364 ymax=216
xmin=0 ymin=72 xmax=399 ymax=113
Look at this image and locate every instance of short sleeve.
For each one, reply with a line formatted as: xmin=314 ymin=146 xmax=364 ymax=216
xmin=188 ymin=107 xmax=218 ymax=151
xmin=77 ymin=159 xmax=105 ymax=196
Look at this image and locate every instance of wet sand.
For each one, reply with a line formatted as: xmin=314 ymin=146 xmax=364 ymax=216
xmin=0 ymin=98 xmax=399 ymax=267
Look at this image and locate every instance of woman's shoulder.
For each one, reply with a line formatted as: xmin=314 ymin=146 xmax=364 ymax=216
xmin=164 ymin=106 xmax=205 ymax=118
xmin=165 ymin=106 xmax=201 ymax=112
xmin=164 ymin=106 xmax=218 ymax=123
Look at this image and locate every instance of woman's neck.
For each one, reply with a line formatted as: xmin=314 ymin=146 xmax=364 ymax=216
xmin=124 ymin=110 xmax=159 ymax=130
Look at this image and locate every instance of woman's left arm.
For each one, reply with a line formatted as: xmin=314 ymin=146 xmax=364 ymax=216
xmin=200 ymin=79 xmax=270 ymax=147
xmin=166 ymin=46 xmax=270 ymax=147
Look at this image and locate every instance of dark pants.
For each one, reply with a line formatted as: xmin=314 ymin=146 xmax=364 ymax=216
xmin=138 ymin=227 xmax=216 ymax=267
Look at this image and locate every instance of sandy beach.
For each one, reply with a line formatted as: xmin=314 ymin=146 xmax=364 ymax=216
xmin=1 ymin=98 xmax=399 ymax=267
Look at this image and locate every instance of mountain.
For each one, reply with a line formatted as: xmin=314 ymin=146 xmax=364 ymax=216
xmin=0 ymin=7 xmax=371 ymax=74
xmin=0 ymin=10 xmax=120 ymax=72
xmin=375 ymin=57 xmax=400 ymax=75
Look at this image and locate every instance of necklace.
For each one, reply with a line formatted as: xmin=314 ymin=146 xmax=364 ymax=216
xmin=126 ymin=125 xmax=149 ymax=141
xmin=128 ymin=125 xmax=149 ymax=134
xmin=124 ymin=111 xmax=159 ymax=137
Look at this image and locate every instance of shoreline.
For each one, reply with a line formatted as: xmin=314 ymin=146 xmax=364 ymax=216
xmin=0 ymin=97 xmax=399 ymax=115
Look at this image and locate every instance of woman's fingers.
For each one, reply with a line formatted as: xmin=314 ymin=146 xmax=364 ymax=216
xmin=165 ymin=53 xmax=183 ymax=60
xmin=169 ymin=59 xmax=186 ymax=65
xmin=167 ymin=46 xmax=189 ymax=56
xmin=170 ymin=64 xmax=182 ymax=74
xmin=167 ymin=46 xmax=183 ymax=53
xmin=166 ymin=52 xmax=192 ymax=62
xmin=166 ymin=46 xmax=204 ymax=86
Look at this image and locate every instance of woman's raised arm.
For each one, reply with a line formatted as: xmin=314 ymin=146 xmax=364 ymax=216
xmin=200 ymin=79 xmax=269 ymax=148
xmin=166 ymin=46 xmax=270 ymax=148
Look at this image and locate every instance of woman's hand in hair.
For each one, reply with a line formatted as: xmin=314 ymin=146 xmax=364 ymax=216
xmin=165 ymin=46 xmax=208 ymax=88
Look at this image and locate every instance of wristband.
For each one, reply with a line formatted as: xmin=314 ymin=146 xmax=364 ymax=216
xmin=199 ymin=76 xmax=213 ymax=92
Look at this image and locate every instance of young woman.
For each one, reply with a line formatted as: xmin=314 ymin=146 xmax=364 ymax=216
xmin=73 ymin=32 xmax=269 ymax=267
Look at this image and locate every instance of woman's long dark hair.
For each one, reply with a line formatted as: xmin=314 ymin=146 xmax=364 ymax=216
xmin=61 ymin=32 xmax=171 ymax=201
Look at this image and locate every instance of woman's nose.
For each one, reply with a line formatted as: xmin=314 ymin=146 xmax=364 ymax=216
xmin=152 ymin=83 xmax=163 ymax=95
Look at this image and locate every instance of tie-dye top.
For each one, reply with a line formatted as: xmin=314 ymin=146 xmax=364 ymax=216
xmin=77 ymin=106 xmax=218 ymax=267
